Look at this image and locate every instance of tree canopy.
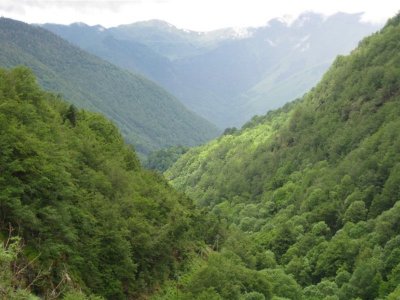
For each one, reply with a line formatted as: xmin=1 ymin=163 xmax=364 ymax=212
xmin=0 ymin=66 xmax=215 ymax=299
xmin=164 ymin=14 xmax=400 ymax=299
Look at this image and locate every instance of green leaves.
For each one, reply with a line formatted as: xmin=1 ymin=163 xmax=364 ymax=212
xmin=0 ymin=67 xmax=203 ymax=299
xmin=164 ymin=13 xmax=400 ymax=300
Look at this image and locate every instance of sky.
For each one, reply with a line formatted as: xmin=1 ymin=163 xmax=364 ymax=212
xmin=0 ymin=0 xmax=398 ymax=31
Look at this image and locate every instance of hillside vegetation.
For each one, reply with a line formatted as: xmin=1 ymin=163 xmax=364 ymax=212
xmin=0 ymin=18 xmax=218 ymax=156
xmin=0 ymin=67 xmax=219 ymax=299
xmin=164 ymin=14 xmax=400 ymax=299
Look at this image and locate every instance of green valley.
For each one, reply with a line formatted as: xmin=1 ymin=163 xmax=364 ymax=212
xmin=1 ymin=8 xmax=400 ymax=300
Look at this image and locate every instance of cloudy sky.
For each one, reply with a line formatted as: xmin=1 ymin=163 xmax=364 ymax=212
xmin=0 ymin=0 xmax=398 ymax=30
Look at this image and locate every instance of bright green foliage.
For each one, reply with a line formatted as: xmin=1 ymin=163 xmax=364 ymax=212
xmin=0 ymin=237 xmax=40 ymax=300
xmin=0 ymin=67 xmax=212 ymax=299
xmin=152 ymin=251 xmax=273 ymax=300
xmin=62 ymin=291 xmax=103 ymax=300
xmin=0 ymin=17 xmax=218 ymax=156
xmin=165 ymin=14 xmax=400 ymax=299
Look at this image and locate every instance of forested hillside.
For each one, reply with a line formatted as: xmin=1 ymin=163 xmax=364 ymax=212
xmin=2 ymin=11 xmax=400 ymax=300
xmin=164 ymin=14 xmax=400 ymax=299
xmin=0 ymin=18 xmax=218 ymax=156
xmin=0 ymin=67 xmax=219 ymax=299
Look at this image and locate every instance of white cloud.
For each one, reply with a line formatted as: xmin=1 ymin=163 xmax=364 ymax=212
xmin=0 ymin=0 xmax=398 ymax=30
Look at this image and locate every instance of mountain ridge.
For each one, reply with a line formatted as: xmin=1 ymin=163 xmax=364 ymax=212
xmin=42 ymin=12 xmax=381 ymax=128
xmin=0 ymin=17 xmax=218 ymax=155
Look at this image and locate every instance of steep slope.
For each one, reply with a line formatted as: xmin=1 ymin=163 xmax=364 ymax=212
xmin=165 ymin=14 xmax=400 ymax=299
xmin=43 ymin=13 xmax=380 ymax=128
xmin=41 ymin=22 xmax=177 ymax=86
xmin=0 ymin=67 xmax=216 ymax=299
xmin=0 ymin=18 xmax=218 ymax=156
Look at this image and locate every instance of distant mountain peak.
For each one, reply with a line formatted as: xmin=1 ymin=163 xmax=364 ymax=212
xmin=230 ymin=27 xmax=253 ymax=38
xmin=292 ymin=12 xmax=324 ymax=27
xmin=266 ymin=11 xmax=368 ymax=29
xmin=67 ymin=22 xmax=106 ymax=31
xmin=70 ymin=21 xmax=89 ymax=27
xmin=277 ymin=14 xmax=297 ymax=26
xmin=205 ymin=27 xmax=254 ymax=40
xmin=266 ymin=14 xmax=297 ymax=27
xmin=93 ymin=24 xmax=106 ymax=31
xmin=124 ymin=19 xmax=177 ymax=29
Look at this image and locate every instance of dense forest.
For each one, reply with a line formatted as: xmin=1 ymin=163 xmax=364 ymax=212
xmin=0 ymin=67 xmax=220 ymax=299
xmin=144 ymin=146 xmax=190 ymax=172
xmin=164 ymin=14 xmax=400 ymax=299
xmin=0 ymin=17 xmax=218 ymax=156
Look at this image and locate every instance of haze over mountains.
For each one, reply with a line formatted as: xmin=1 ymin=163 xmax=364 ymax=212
xmin=43 ymin=12 xmax=381 ymax=128
xmin=0 ymin=17 xmax=218 ymax=156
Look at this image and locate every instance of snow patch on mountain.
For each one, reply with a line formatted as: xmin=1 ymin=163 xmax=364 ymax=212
xmin=294 ymin=34 xmax=311 ymax=51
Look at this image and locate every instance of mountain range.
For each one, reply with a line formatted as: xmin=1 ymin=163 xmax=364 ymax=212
xmin=43 ymin=12 xmax=380 ymax=128
xmin=0 ymin=17 xmax=218 ymax=156
xmin=1 ymin=10 xmax=400 ymax=300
